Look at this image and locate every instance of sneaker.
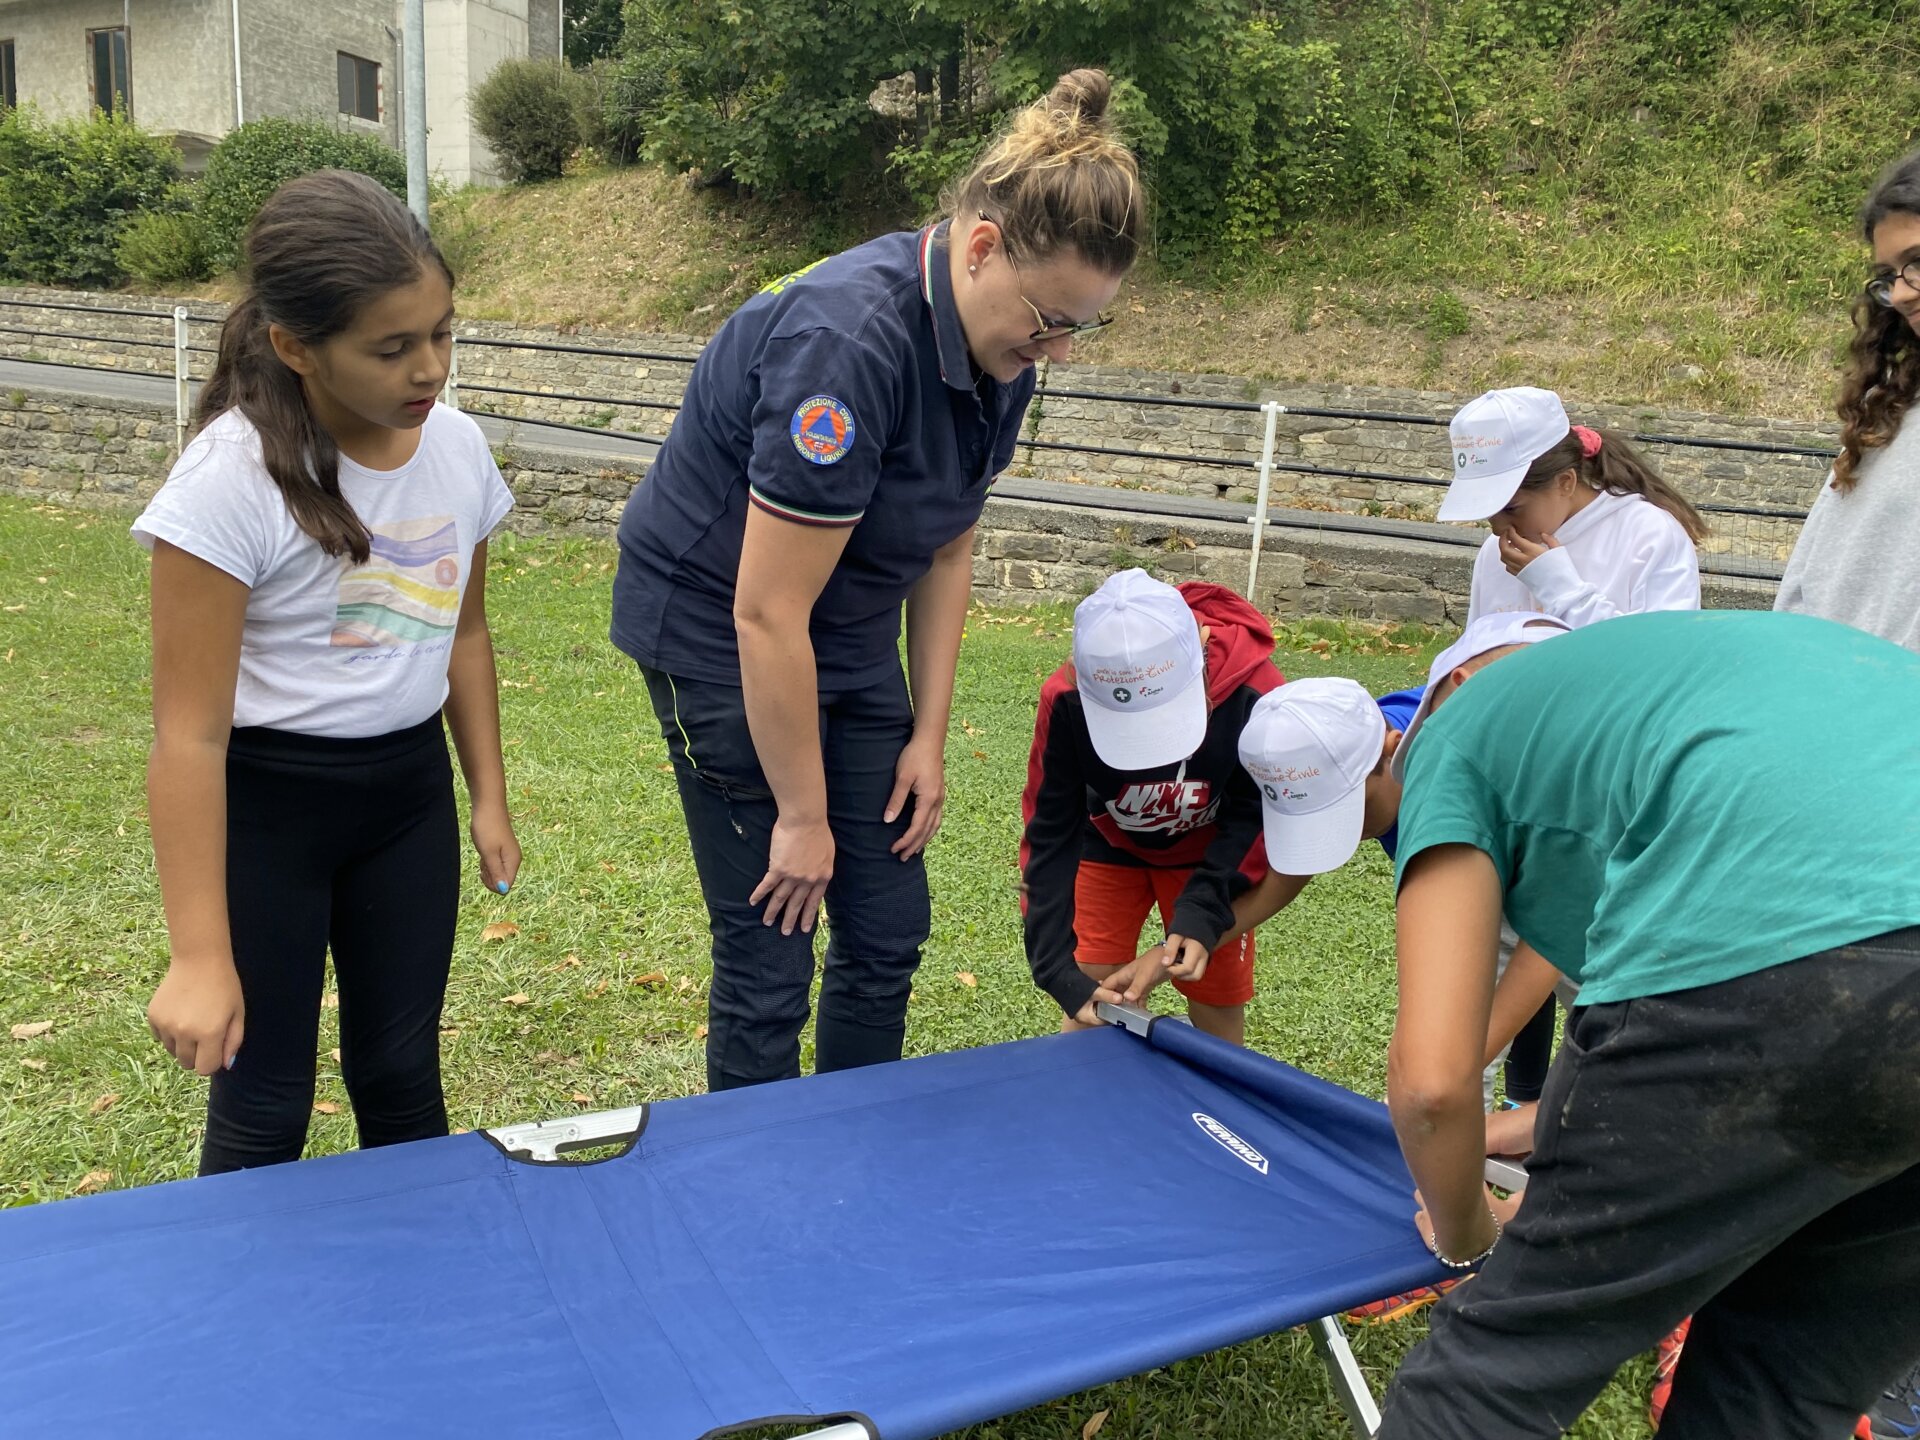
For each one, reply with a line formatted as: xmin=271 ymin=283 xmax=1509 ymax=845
xmin=1343 ymin=1277 xmax=1464 ymax=1324
xmin=1866 ymin=1359 xmax=1920 ymax=1439
xmin=1647 ymin=1317 xmax=1691 ymax=1431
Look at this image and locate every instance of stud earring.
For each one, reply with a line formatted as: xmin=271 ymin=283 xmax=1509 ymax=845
xmin=968 ymin=265 xmax=977 ymax=274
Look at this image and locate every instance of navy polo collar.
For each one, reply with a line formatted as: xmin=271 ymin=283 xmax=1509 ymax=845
xmin=918 ymin=221 xmax=976 ymax=393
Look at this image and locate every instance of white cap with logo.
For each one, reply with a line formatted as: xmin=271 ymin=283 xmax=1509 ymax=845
xmin=1389 ymin=611 xmax=1571 ymax=783
xmin=1439 ymin=387 xmax=1572 ymax=522
xmin=1237 ymin=677 xmax=1385 ymax=876
xmin=1073 ymin=569 xmax=1208 ymax=769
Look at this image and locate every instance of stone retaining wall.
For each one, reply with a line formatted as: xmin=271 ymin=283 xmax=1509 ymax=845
xmin=0 ymin=380 xmax=1781 ymax=623
xmin=0 ymin=284 xmax=1829 ymax=565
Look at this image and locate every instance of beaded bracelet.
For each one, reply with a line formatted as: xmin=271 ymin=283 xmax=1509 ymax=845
xmin=1428 ymin=1212 xmax=1502 ymax=1270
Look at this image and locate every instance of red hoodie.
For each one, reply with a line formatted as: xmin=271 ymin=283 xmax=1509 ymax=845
xmin=1019 ymin=582 xmax=1284 ymax=1016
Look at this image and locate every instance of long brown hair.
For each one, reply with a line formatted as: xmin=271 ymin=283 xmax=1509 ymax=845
xmin=198 ymin=170 xmax=453 ymax=564
xmin=945 ymin=68 xmax=1144 ymax=276
xmin=1835 ymin=150 xmax=1920 ymax=492
xmin=1514 ymin=427 xmax=1709 ymax=544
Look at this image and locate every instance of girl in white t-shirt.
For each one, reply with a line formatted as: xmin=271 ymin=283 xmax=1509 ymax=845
xmin=1441 ymin=385 xmax=1707 ymax=627
xmin=133 ymin=170 xmax=519 ymax=1174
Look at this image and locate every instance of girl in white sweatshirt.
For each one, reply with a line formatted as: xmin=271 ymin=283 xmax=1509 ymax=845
xmin=1439 ymin=385 xmax=1707 ymax=627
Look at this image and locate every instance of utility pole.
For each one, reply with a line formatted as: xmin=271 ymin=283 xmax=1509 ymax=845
xmin=404 ymin=0 xmax=428 ymax=225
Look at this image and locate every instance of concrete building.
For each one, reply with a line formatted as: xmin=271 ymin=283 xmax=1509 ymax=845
xmin=0 ymin=0 xmax=562 ymax=184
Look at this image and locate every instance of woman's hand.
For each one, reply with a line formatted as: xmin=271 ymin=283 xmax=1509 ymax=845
xmin=148 ymin=960 xmax=245 ymax=1077
xmin=471 ymin=798 xmax=522 ymax=896
xmin=751 ymin=815 xmax=835 ymax=935
xmin=1497 ymin=529 xmax=1559 ymax=576
xmin=885 ymin=730 xmax=947 ymax=860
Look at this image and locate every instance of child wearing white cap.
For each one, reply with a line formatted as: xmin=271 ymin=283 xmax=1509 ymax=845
xmin=1019 ymin=569 xmax=1282 ymax=1043
xmin=1444 ymin=386 xmax=1706 ymax=628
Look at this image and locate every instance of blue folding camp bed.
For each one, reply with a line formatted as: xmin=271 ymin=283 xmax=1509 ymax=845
xmin=0 ymin=1004 xmax=1518 ymax=1439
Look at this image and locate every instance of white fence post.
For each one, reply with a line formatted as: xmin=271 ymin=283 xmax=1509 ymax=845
xmin=1247 ymin=400 xmax=1283 ymax=598
xmin=172 ymin=307 xmax=191 ymax=458
xmin=442 ymin=333 xmax=461 ymax=411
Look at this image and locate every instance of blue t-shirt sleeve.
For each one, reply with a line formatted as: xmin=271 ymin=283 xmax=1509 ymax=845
xmin=1373 ymin=687 xmax=1423 ymax=859
xmin=1392 ymin=728 xmax=1511 ymax=890
xmin=746 ymin=328 xmax=898 ymax=529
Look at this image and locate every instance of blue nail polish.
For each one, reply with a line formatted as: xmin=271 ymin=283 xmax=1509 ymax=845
xmin=495 ymin=881 xmax=510 ymax=895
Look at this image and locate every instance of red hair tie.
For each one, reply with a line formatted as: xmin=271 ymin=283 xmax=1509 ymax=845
xmin=1572 ymin=425 xmax=1603 ymax=459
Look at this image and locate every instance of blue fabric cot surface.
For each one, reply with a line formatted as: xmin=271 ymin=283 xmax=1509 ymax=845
xmin=0 ymin=1021 xmax=1446 ymax=1439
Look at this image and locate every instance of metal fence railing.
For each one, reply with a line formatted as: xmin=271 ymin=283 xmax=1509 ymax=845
xmin=1 ymin=293 xmax=1828 ymax=591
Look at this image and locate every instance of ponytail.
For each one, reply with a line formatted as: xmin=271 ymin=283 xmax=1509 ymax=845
xmin=199 ymin=294 xmax=366 ymax=562
xmin=1517 ymin=428 xmax=1709 ymax=543
xmin=945 ymin=68 xmax=1144 ymax=275
xmin=195 ymin=170 xmax=454 ymax=564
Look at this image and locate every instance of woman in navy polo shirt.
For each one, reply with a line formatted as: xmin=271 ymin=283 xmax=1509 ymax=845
xmin=612 ymin=69 xmax=1145 ymax=1090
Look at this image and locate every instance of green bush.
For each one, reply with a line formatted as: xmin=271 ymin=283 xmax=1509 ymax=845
xmin=115 ymin=202 xmax=214 ymax=287
xmin=0 ymin=106 xmax=181 ymax=288
xmin=470 ymin=58 xmax=587 ymax=184
xmin=198 ymin=117 xmax=408 ymax=269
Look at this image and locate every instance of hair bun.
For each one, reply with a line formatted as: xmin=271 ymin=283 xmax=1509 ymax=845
xmin=1048 ymin=68 xmax=1112 ymax=128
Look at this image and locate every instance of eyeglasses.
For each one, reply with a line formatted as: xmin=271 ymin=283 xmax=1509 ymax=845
xmin=1867 ymin=259 xmax=1920 ymax=307
xmin=981 ymin=211 xmax=1115 ymax=342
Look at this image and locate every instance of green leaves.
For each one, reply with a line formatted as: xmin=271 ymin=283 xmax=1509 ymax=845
xmin=0 ymin=107 xmax=181 ymax=288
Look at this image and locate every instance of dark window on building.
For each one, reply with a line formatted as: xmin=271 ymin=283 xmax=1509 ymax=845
xmin=1 ymin=40 xmax=16 ymax=112
xmin=337 ymin=52 xmax=379 ymax=122
xmin=88 ymin=28 xmax=130 ymax=118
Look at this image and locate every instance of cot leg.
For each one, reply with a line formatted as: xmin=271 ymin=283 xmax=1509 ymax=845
xmin=1309 ymin=1315 xmax=1382 ymax=1438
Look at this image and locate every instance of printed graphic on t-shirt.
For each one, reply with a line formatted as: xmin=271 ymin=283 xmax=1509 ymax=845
xmin=1104 ymin=779 xmax=1220 ymax=836
xmin=331 ymin=515 xmax=461 ymax=650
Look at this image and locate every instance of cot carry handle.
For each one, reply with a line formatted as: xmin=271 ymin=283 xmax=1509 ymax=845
xmin=483 ymin=1103 xmax=650 ymax=1164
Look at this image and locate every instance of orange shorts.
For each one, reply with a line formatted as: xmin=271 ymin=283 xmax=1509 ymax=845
xmin=1072 ymin=861 xmax=1256 ymax=1008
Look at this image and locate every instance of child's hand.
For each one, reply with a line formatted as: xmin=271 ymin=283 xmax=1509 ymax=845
xmin=148 ymin=961 xmax=245 ymax=1076
xmin=1497 ymin=530 xmax=1558 ymax=576
xmin=471 ymin=798 xmax=522 ymax=896
xmin=1106 ymin=944 xmax=1173 ymax=1004
xmin=1485 ymin=1100 xmax=1539 ymax=1159
xmin=1161 ymin=934 xmax=1211 ymax=982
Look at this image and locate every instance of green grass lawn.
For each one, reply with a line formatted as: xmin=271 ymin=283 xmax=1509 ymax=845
xmin=0 ymin=495 xmax=1653 ymax=1439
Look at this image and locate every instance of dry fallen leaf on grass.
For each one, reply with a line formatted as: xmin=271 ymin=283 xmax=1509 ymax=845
xmin=553 ymin=954 xmax=582 ymax=971
xmin=19 ymin=1058 xmax=48 ymax=1072
xmin=313 ymin=1101 xmax=341 ymax=1115
xmin=10 ymin=1020 xmax=54 ymax=1041
xmin=500 ymin=992 xmax=532 ymax=1006
xmin=481 ymin=921 xmax=521 ymax=943
xmin=89 ymin=1093 xmax=120 ymax=1116
xmin=598 ymin=860 xmax=618 ymax=874
xmin=587 ymin=978 xmax=610 ymax=997
xmin=956 ymin=971 xmax=978 ymax=988
xmin=631 ymin=971 xmax=667 ymax=988
xmin=321 ymin=991 xmax=339 ymax=1010
xmin=74 ymin=1171 xmax=111 ymax=1195
xmin=695 ymin=1024 xmax=709 ymax=1040
xmin=569 ymin=1093 xmax=593 ymax=1106
xmin=1082 ymin=1409 xmax=1110 ymax=1439
xmin=329 ymin=1048 xmax=341 ymax=1063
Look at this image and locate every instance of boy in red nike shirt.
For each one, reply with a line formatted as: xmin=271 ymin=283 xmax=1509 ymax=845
xmin=1019 ymin=569 xmax=1281 ymax=1044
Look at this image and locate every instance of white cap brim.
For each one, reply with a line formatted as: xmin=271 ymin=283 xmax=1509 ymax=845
xmin=1083 ymin=668 xmax=1208 ymax=770
xmin=1262 ymin=777 xmax=1367 ymax=876
xmin=1436 ymin=462 xmax=1533 ymax=522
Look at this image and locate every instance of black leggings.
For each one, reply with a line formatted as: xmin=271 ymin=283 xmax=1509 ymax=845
xmin=1503 ymin=997 xmax=1557 ymax=1104
xmin=199 ymin=718 xmax=460 ymax=1176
